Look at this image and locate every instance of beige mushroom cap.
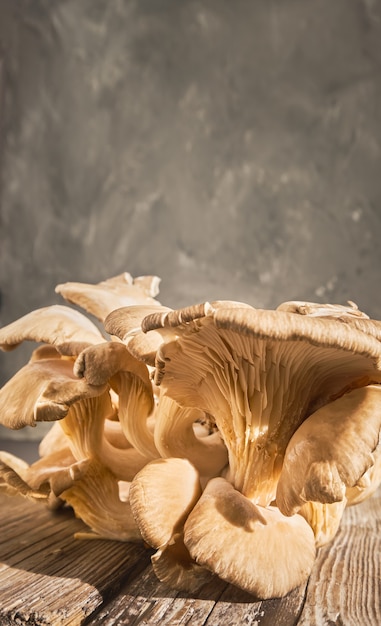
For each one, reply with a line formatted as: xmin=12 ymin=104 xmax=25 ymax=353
xmin=129 ymin=457 xmax=202 ymax=549
xmin=105 ymin=304 xmax=172 ymax=366
xmin=56 ymin=273 xmax=161 ymax=322
xmin=74 ymin=341 xmax=156 ymax=459
xmin=276 ymin=385 xmax=381 ymax=516
xmin=129 ymin=457 xmax=211 ymax=591
xmin=183 ymin=477 xmax=316 ymax=599
xmin=0 ymin=305 xmax=104 ymax=356
xmin=0 ymin=358 xmax=108 ymax=429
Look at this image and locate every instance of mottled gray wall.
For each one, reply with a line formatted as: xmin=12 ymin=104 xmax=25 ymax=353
xmin=1 ymin=0 xmax=381 ymax=437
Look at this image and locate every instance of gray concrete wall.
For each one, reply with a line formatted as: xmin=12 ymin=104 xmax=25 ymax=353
xmin=1 ymin=0 xmax=381 ymax=438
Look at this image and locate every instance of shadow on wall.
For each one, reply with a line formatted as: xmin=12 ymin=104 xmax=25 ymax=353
xmin=1 ymin=0 xmax=381 ymax=438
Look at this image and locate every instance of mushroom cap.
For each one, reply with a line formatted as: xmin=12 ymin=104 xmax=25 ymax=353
xmin=0 ymin=451 xmax=49 ymax=499
xmin=129 ymin=457 xmax=211 ymax=592
xmin=129 ymin=457 xmax=202 ymax=549
xmin=56 ymin=273 xmax=161 ymax=322
xmin=0 ymin=358 xmax=108 ymax=429
xmin=0 ymin=305 xmax=104 ymax=356
xmin=105 ymin=305 xmax=172 ymax=365
xmin=141 ymin=302 xmax=381 ymax=502
xmin=276 ymin=300 xmax=370 ymax=319
xmin=61 ymin=459 xmax=142 ymax=541
xmin=276 ymin=385 xmax=381 ymax=516
xmin=151 ymin=533 xmax=214 ymax=593
xmin=183 ymin=477 xmax=316 ymax=599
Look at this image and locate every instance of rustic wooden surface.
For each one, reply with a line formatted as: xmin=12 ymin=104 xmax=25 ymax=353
xmin=0 ymin=488 xmax=380 ymax=626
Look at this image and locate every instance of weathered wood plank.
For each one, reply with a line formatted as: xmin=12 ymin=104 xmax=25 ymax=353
xmin=298 ymin=490 xmax=381 ymax=626
xmin=0 ymin=494 xmax=150 ymax=626
xmin=1 ymin=487 xmax=380 ymax=625
xmin=85 ymin=548 xmax=306 ymax=626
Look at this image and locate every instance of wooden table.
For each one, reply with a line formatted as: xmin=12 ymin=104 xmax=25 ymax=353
xmin=0 ymin=489 xmax=380 ymax=626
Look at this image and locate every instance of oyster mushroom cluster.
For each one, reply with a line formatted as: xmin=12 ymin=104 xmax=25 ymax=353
xmin=1 ymin=273 xmax=381 ymax=599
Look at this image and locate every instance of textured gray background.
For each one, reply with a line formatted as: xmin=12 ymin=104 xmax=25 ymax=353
xmin=1 ymin=0 xmax=381 ymax=440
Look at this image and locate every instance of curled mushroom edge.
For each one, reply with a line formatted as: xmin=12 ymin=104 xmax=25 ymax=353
xmin=1 ymin=277 xmax=381 ymax=599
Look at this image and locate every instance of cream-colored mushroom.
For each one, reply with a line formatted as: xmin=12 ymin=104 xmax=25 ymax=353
xmin=0 ymin=305 xmax=104 ymax=356
xmin=183 ymin=477 xmax=316 ymax=599
xmin=276 ymin=385 xmax=381 ymax=517
xmin=129 ymin=457 xmax=212 ymax=591
xmin=74 ymin=341 xmax=157 ymax=459
xmin=0 ymin=357 xmax=108 ymax=429
xmin=141 ymin=302 xmax=381 ymax=506
xmin=56 ymin=273 xmax=161 ymax=322
xmin=105 ymin=304 xmax=172 ymax=365
xmin=153 ymin=394 xmax=228 ymax=479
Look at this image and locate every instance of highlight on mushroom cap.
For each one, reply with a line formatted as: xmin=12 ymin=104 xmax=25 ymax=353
xmin=1 ymin=273 xmax=381 ymax=600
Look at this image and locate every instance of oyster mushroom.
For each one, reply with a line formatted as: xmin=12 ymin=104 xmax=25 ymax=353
xmin=183 ymin=477 xmax=316 ymax=599
xmin=73 ymin=341 xmax=156 ymax=459
xmin=153 ymin=394 xmax=228 ymax=479
xmin=125 ymin=301 xmax=381 ymax=596
xmin=0 ymin=305 xmax=104 ymax=356
xmin=141 ymin=302 xmax=381 ymax=505
xmin=276 ymin=384 xmax=381 ymax=517
xmin=56 ymin=273 xmax=161 ymax=322
xmin=129 ymin=457 xmax=213 ymax=591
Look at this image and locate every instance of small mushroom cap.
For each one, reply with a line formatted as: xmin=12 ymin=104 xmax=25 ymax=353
xmin=74 ymin=341 xmax=152 ymax=389
xmin=105 ymin=305 xmax=172 ymax=365
xmin=61 ymin=460 xmax=142 ymax=541
xmin=277 ymin=300 xmax=370 ymax=319
xmin=276 ymin=385 xmax=381 ymax=516
xmin=0 ymin=358 xmax=107 ymax=429
xmin=129 ymin=457 xmax=202 ymax=550
xmin=151 ymin=533 xmax=214 ymax=593
xmin=0 ymin=305 xmax=104 ymax=356
xmin=56 ymin=273 xmax=161 ymax=322
xmin=183 ymin=477 xmax=316 ymax=599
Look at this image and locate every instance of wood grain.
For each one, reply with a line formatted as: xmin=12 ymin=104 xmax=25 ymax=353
xmin=298 ymin=491 xmax=381 ymax=626
xmin=0 ymin=488 xmax=380 ymax=625
xmin=0 ymin=494 xmax=150 ymax=626
xmin=85 ymin=562 xmax=307 ymax=626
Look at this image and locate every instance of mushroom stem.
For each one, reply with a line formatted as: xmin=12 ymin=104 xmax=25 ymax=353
xmin=153 ymin=394 xmax=228 ymax=479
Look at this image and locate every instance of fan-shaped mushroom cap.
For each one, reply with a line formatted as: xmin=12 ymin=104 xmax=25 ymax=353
xmin=105 ymin=305 xmax=172 ymax=366
xmin=276 ymin=385 xmax=381 ymax=516
xmin=0 ymin=451 xmax=48 ymax=499
xmin=0 ymin=305 xmax=104 ymax=356
xmin=61 ymin=460 xmax=141 ymax=541
xmin=277 ymin=300 xmax=370 ymax=319
xmin=183 ymin=477 xmax=316 ymax=599
xmin=129 ymin=457 xmax=211 ymax=591
xmin=130 ymin=457 xmax=202 ymax=548
xmin=277 ymin=300 xmax=381 ymax=341
xmin=56 ymin=273 xmax=161 ymax=322
xmin=0 ymin=358 xmax=108 ymax=429
xmin=141 ymin=302 xmax=381 ymax=504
